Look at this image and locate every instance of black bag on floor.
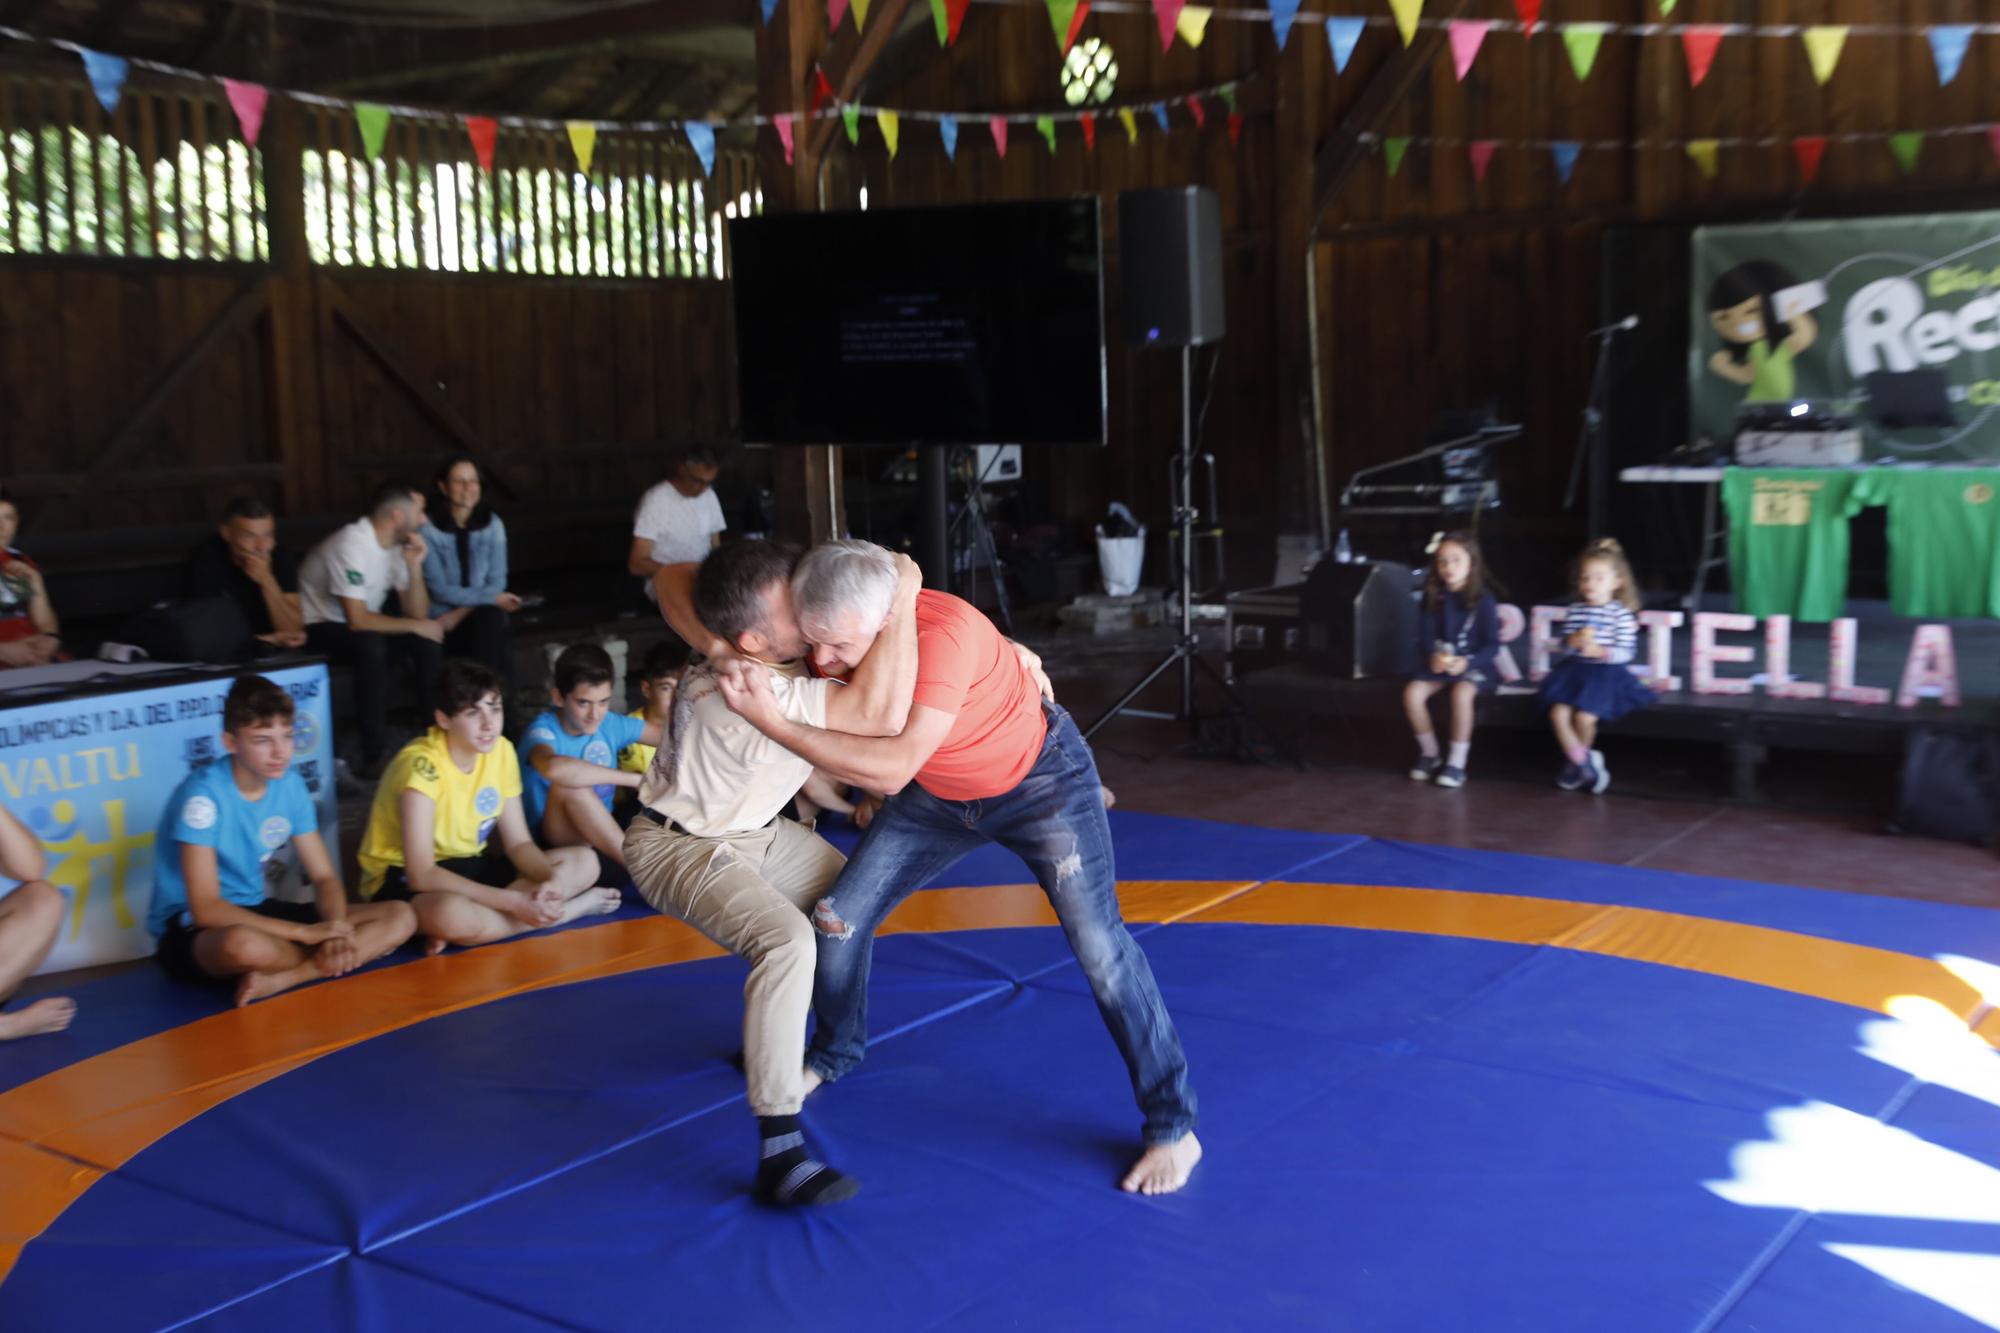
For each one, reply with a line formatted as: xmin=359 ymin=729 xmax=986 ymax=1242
xmin=1892 ymin=727 xmax=2000 ymax=849
xmin=120 ymin=594 xmax=256 ymax=664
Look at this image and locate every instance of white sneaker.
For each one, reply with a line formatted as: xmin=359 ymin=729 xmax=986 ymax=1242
xmin=1588 ymin=750 xmax=1611 ymax=794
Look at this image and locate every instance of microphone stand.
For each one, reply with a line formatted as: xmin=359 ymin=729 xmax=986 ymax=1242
xmin=1565 ymin=319 xmax=1632 ymax=532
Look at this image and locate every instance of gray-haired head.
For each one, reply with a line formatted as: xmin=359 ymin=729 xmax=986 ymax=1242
xmin=792 ymin=539 xmax=898 ymax=643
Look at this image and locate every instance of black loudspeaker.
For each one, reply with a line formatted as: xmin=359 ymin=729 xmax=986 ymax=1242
xmin=1893 ymin=729 xmax=2000 ymax=849
xmin=1301 ymin=559 xmax=1418 ymax=679
xmin=1119 ymin=187 xmax=1225 ymax=348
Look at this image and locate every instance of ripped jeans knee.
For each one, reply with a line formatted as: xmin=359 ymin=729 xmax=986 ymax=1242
xmin=812 ymin=897 xmax=854 ymax=942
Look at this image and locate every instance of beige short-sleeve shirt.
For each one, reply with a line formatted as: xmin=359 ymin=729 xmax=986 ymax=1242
xmin=637 ymin=660 xmax=830 ymax=836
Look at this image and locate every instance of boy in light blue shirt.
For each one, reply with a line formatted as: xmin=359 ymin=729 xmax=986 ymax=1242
xmin=521 ymin=642 xmax=661 ymax=882
xmin=151 ymin=675 xmax=416 ymax=1006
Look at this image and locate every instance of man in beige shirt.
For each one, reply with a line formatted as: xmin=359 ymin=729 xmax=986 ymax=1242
xmin=623 ymin=538 xmax=919 ymax=1206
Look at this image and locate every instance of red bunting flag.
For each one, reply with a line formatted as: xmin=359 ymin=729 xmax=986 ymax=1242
xmin=810 ymin=67 xmax=835 ymax=117
xmin=464 ymin=116 xmax=497 ymax=172
xmin=944 ymin=0 xmax=971 ymax=43
xmin=1080 ymin=113 xmax=1097 ymax=151
xmin=1227 ymin=111 xmax=1243 ymax=147
xmin=1153 ymin=0 xmax=1185 ymax=51
xmin=775 ymin=114 xmax=796 ymax=164
xmin=1681 ymin=26 xmax=1724 ymax=87
xmin=1068 ymin=0 xmax=1091 ymax=51
xmin=1988 ymin=126 xmax=2000 ymax=165
xmin=1468 ymin=139 xmax=1497 ymax=182
xmin=1512 ymin=0 xmax=1540 ymax=37
xmin=1188 ymin=95 xmax=1206 ymax=129
xmin=1792 ymin=135 xmax=1827 ymax=184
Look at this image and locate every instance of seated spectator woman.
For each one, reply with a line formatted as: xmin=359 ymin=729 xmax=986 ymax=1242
xmin=420 ymin=456 xmax=517 ymax=691
xmin=0 ymin=487 xmax=61 ymax=669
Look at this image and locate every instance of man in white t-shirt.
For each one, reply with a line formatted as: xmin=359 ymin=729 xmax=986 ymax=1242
xmin=628 ymin=445 xmax=727 ymax=607
xmin=303 ymin=480 xmax=453 ymax=775
xmin=623 ymin=538 xmax=919 ymax=1207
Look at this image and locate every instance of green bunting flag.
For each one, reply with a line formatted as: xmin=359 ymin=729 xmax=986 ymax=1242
xmin=1036 ymin=115 xmax=1058 ymax=153
xmin=1562 ymin=25 xmax=1608 ymax=82
xmin=1890 ymin=131 xmax=1924 ymax=175
xmin=842 ymin=104 xmax=861 ymax=144
xmin=355 ymin=103 xmax=391 ymax=160
xmin=1384 ymin=136 xmax=1411 ymax=177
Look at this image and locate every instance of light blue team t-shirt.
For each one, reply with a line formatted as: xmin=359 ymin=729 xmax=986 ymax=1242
xmin=518 ymin=709 xmax=649 ymax=831
xmin=149 ymin=760 xmax=318 ymax=937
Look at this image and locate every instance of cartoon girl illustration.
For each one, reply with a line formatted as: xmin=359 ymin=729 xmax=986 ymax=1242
xmin=1707 ymin=260 xmax=1818 ymax=402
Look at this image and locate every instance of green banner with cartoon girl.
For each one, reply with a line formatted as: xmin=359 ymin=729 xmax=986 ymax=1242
xmin=1691 ymin=212 xmax=2000 ymax=462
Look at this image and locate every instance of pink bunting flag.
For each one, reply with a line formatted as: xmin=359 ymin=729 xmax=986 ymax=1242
xmin=1448 ymin=21 xmax=1490 ymax=81
xmin=464 ymin=116 xmax=497 ymax=172
xmin=222 ymin=79 xmax=268 ymax=146
xmin=829 ymin=0 xmax=850 ymax=28
xmin=1188 ymin=95 xmax=1206 ymax=129
xmin=1468 ymin=139 xmax=1497 ymax=182
xmin=1681 ymin=26 xmax=1724 ymax=88
xmin=1153 ymin=0 xmax=1185 ymax=51
xmin=990 ymin=116 xmax=1009 ymax=157
xmin=775 ymin=114 xmax=796 ymax=164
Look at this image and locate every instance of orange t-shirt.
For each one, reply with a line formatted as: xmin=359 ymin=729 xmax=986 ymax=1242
xmin=908 ymin=590 xmax=1046 ymax=801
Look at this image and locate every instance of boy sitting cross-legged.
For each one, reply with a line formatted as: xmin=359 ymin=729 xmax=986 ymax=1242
xmin=522 ymin=642 xmax=662 ymax=881
xmin=357 ymin=658 xmax=618 ymax=951
xmin=150 ymin=674 xmax=417 ymax=1007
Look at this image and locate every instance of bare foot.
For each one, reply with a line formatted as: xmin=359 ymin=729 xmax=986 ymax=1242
xmin=800 ymin=1066 xmax=824 ymax=1098
xmin=1120 ymin=1133 xmax=1201 ymax=1196
xmin=233 ymin=971 xmax=292 ymax=1008
xmin=0 ymin=996 xmax=77 ymax=1040
xmin=1099 ymin=785 xmax=1117 ymax=809
xmin=559 ymin=887 xmax=623 ymax=923
xmin=423 ymin=935 xmax=448 ymax=957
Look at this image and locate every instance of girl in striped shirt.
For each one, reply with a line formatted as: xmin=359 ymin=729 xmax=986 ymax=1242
xmin=1539 ymin=538 xmax=1652 ymax=794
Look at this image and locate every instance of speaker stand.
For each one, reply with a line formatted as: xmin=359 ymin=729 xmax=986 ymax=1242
xmin=1083 ymin=346 xmax=1296 ymax=768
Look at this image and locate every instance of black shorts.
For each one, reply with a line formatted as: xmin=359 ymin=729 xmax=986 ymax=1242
xmin=372 ymin=845 xmax=517 ymax=902
xmin=154 ymin=899 xmax=320 ymax=987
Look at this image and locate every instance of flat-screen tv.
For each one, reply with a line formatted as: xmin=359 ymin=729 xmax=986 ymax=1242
xmin=729 ymin=199 xmax=1106 ymax=447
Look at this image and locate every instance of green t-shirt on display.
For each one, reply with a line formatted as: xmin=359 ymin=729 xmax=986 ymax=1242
xmin=1744 ymin=338 xmax=1797 ymax=402
xmin=1720 ymin=468 xmax=1869 ymax=622
xmin=1851 ymin=469 xmax=2000 ymax=619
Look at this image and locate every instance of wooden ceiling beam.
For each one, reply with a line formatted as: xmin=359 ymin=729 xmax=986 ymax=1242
xmin=804 ymin=0 xmax=918 ymax=165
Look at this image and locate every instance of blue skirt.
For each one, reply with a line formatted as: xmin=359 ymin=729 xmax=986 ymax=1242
xmin=1538 ymin=658 xmax=1653 ymax=722
xmin=1411 ymin=665 xmax=1498 ymax=696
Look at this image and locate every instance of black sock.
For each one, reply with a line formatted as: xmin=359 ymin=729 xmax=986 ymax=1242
xmin=756 ymin=1114 xmax=858 ymax=1206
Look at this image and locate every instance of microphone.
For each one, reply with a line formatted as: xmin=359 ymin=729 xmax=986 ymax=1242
xmin=1588 ymin=314 xmax=1641 ymax=337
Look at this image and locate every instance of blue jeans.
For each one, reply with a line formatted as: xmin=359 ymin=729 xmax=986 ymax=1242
xmin=806 ymin=704 xmax=1197 ymax=1145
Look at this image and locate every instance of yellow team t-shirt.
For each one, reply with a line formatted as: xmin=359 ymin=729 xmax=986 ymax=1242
xmin=357 ymin=728 xmax=524 ymax=898
xmin=617 ymin=708 xmax=657 ymax=776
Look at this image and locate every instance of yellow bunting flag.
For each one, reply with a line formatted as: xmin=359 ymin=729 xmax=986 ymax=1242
xmin=853 ymin=0 xmax=871 ymax=26
xmin=1175 ymin=5 xmax=1211 ymax=48
xmin=1562 ymin=24 xmax=1607 ymax=81
xmin=1388 ymin=0 xmax=1423 ymax=47
xmin=1118 ymin=107 xmax=1138 ymax=143
xmin=1802 ymin=26 xmax=1848 ymax=86
xmin=566 ymin=121 xmax=597 ymax=175
xmin=878 ymin=109 xmax=900 ymax=158
xmin=1686 ymin=139 xmax=1719 ymax=180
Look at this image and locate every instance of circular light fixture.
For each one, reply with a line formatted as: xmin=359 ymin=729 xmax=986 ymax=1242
xmin=1061 ymin=37 xmax=1118 ymax=107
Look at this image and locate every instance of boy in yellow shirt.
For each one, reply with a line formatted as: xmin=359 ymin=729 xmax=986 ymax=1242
xmin=358 ymin=660 xmax=617 ymax=951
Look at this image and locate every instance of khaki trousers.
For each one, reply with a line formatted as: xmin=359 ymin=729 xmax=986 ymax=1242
xmin=623 ymin=815 xmax=846 ymax=1116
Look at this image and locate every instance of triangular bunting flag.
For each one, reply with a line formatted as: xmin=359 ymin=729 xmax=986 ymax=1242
xmin=79 ymin=49 xmax=127 ymax=114
xmin=1513 ymin=0 xmax=1541 ymax=38
xmin=1219 ymin=85 xmax=1237 ymax=112
xmin=1227 ymin=112 xmax=1243 ymax=147
xmin=1791 ymin=135 xmax=1826 ymax=185
xmin=1660 ymin=0 xmax=1677 ymax=13
xmin=853 ymin=0 xmax=871 ymax=27
xmin=841 ymin=104 xmax=861 ymax=144
xmin=810 ymin=67 xmax=835 ymax=117
xmin=1188 ymin=96 xmax=1206 ymax=129
xmin=1802 ymin=26 xmax=1848 ymax=86
xmin=1468 ymin=139 xmax=1497 ymax=182
xmin=1067 ymin=1 xmax=1092 ymax=52
xmin=686 ymin=122 xmax=717 ymax=176
xmin=829 ymin=0 xmax=849 ymax=29
xmin=775 ymin=114 xmax=796 ymax=164
xmin=1383 ymin=137 xmax=1411 ymax=177
xmin=464 ymin=116 xmax=497 ymax=172
xmin=1118 ymin=107 xmax=1138 ymax=142
xmin=879 ymin=109 xmax=900 ymax=158
xmin=1269 ymin=0 xmax=1300 ymax=50
xmin=1928 ymin=25 xmax=1973 ymax=86
xmin=929 ymin=0 xmax=949 ymax=43
xmin=945 ymin=0 xmax=972 ymax=42
xmin=1046 ymin=0 xmax=1079 ymax=52
xmin=1325 ymin=16 xmax=1365 ymax=73
xmin=1685 ymin=139 xmax=1719 ymax=180
xmin=939 ymin=115 xmax=959 ymax=160
xmin=1448 ymin=21 xmax=1490 ymax=82
xmin=566 ymin=121 xmax=597 ymax=175
xmin=761 ymin=0 xmax=779 ymax=18
xmin=1176 ymin=5 xmax=1211 ymax=48
xmin=1389 ymin=0 xmax=1423 ymax=47
xmin=355 ymin=103 xmax=391 ymax=160
xmin=990 ymin=116 xmax=1009 ymax=157
xmin=1080 ymin=113 xmax=1096 ymax=151
xmin=1036 ymin=115 xmax=1057 ymax=153
xmin=223 ymin=79 xmax=268 ymax=146
xmin=1551 ymin=140 xmax=1580 ymax=183
xmin=1562 ymin=25 xmax=1607 ymax=82
xmin=1153 ymin=0 xmax=1185 ymax=51
xmin=1153 ymin=103 xmax=1171 ymax=133
xmin=1681 ymin=26 xmax=1724 ymax=88
xmin=1890 ymin=131 xmax=1924 ymax=174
